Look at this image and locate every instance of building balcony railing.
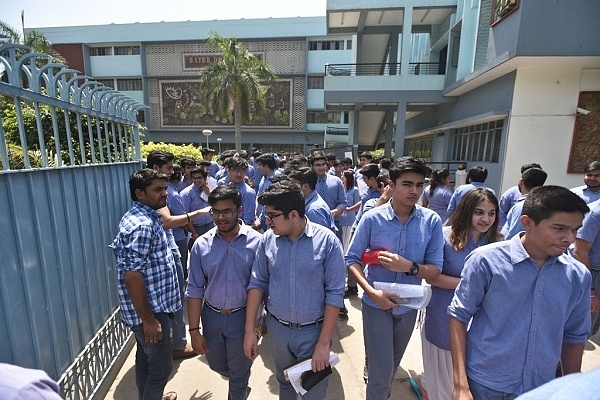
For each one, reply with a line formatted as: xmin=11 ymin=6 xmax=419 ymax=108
xmin=325 ymin=126 xmax=349 ymax=136
xmin=325 ymin=62 xmax=445 ymax=76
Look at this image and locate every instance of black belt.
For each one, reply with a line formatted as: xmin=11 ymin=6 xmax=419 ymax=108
xmin=205 ymin=301 xmax=246 ymax=315
xmin=269 ymin=312 xmax=324 ymax=328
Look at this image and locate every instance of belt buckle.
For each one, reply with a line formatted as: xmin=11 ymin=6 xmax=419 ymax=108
xmin=221 ymin=308 xmax=232 ymax=315
xmin=289 ymin=322 xmax=302 ymax=328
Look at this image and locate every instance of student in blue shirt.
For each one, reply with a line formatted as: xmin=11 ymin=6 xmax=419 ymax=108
xmin=311 ymin=151 xmax=347 ymax=240
xmin=447 ymin=165 xmax=496 ymax=217
xmin=346 ymin=157 xmax=444 ymax=400
xmin=501 ymin=168 xmax=547 ymax=239
xmin=287 ymin=167 xmax=336 ymax=232
xmin=187 ymin=186 xmax=262 ymax=400
xmin=243 ymin=181 xmax=345 ymax=400
xmin=419 ymin=189 xmax=502 ymax=400
xmin=449 ymin=186 xmax=591 ymax=399
xmin=422 ymin=168 xmax=452 ymax=223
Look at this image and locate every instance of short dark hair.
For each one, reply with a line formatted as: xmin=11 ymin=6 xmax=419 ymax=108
xmin=258 ymin=180 xmax=305 ymax=218
xmin=360 ymin=151 xmax=373 ymax=161
xmin=584 ymin=161 xmax=600 ymax=173
xmin=522 ymin=185 xmax=589 ymax=224
xmin=190 ymin=166 xmax=208 ymax=178
xmin=129 ymin=168 xmax=167 ymax=202
xmin=201 ymin=147 xmax=214 ymax=155
xmin=256 ymin=153 xmax=277 ymax=170
xmin=380 ymin=157 xmax=392 ymax=170
xmin=376 ymin=171 xmax=390 ymax=187
xmin=146 ymin=150 xmax=174 ymax=169
xmin=180 ymin=157 xmax=196 ymax=168
xmin=326 ymin=153 xmax=336 ymax=162
xmin=288 ymin=167 xmax=318 ymax=191
xmin=228 ymin=156 xmax=248 ymax=171
xmin=359 ymin=163 xmax=380 ymax=179
xmin=208 ymin=185 xmax=241 ymax=207
xmin=170 ymin=164 xmax=183 ymax=182
xmin=521 ymin=168 xmax=547 ymax=191
xmin=389 ymin=157 xmax=430 ymax=183
xmin=520 ymin=162 xmax=542 ymax=174
xmin=310 ymin=151 xmax=327 ymax=165
xmin=467 ymin=165 xmax=488 ymax=183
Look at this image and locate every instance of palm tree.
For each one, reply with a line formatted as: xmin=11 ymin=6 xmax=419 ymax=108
xmin=198 ymin=32 xmax=276 ymax=151
xmin=0 ymin=20 xmax=66 ymax=64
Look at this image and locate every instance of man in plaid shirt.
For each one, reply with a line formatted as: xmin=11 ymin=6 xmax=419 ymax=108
xmin=111 ymin=168 xmax=181 ymax=400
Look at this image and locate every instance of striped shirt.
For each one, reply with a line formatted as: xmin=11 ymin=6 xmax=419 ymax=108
xmin=111 ymin=201 xmax=181 ymax=327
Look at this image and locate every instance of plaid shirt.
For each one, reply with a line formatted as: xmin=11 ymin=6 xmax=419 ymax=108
xmin=111 ymin=202 xmax=181 ymax=327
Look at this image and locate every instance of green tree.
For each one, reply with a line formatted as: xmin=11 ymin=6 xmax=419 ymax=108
xmin=198 ymin=32 xmax=276 ymax=151
xmin=0 ymin=20 xmax=66 ymax=64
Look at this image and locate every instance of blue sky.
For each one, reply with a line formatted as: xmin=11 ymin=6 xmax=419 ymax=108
xmin=2 ymin=0 xmax=326 ymax=35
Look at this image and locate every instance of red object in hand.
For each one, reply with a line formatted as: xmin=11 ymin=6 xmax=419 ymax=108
xmin=361 ymin=249 xmax=384 ymax=264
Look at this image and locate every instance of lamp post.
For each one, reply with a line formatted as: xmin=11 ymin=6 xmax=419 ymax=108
xmin=217 ymin=137 xmax=222 ymax=153
xmin=202 ymin=129 xmax=212 ymax=150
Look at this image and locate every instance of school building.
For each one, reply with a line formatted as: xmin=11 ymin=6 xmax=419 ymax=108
xmin=32 ymin=0 xmax=600 ymax=192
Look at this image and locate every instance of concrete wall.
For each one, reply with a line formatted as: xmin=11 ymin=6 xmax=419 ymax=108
xmin=501 ymin=67 xmax=600 ymax=193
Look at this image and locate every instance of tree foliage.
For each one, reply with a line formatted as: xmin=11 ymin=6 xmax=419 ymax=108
xmin=141 ymin=142 xmax=204 ymax=164
xmin=198 ymin=32 xmax=276 ymax=151
xmin=0 ymin=21 xmax=66 ymax=64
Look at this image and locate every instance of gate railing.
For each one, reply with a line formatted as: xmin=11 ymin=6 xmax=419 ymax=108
xmin=0 ymin=43 xmax=146 ymax=399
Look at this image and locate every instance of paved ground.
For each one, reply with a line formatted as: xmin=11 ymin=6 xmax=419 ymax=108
xmin=104 ymin=290 xmax=600 ymax=400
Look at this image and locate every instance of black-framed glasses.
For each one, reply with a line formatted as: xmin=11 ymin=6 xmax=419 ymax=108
xmin=209 ymin=208 xmax=238 ymax=218
xmin=265 ymin=212 xmax=285 ymax=223
xmin=313 ymin=162 xmax=327 ymax=168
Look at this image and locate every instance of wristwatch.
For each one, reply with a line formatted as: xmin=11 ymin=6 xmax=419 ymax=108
xmin=408 ymin=262 xmax=420 ymax=276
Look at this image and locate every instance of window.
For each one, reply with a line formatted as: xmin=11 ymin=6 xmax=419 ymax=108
xmin=307 ymin=111 xmax=341 ymax=124
xmin=116 ymin=78 xmax=143 ymax=91
xmin=114 ymin=46 xmax=140 ymax=55
xmin=95 ymin=78 xmax=115 ymax=88
xmin=346 ymin=40 xmax=352 ymax=50
xmin=406 ymin=135 xmax=433 ymax=160
xmin=307 ymin=76 xmax=324 ymax=89
xmin=308 ymin=40 xmax=347 ymax=51
xmin=90 ymin=47 xmax=112 ymax=56
xmin=452 ymin=120 xmax=504 ymax=162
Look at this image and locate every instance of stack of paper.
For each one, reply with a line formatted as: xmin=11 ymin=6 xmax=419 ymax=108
xmin=283 ymin=353 xmax=340 ymax=395
xmin=373 ymin=282 xmax=432 ymax=310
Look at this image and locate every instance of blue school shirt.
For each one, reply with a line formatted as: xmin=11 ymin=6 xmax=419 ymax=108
xmin=345 ymin=201 xmax=444 ymax=315
xmin=448 ymin=235 xmax=591 ymax=395
xmin=248 ymin=219 xmax=345 ymax=323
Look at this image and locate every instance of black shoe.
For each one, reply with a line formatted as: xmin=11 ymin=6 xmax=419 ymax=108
xmin=245 ymin=386 xmax=252 ymax=399
xmin=363 ymin=364 xmax=368 ymax=383
xmin=339 ymin=306 xmax=348 ymax=316
xmin=344 ymin=286 xmax=359 ymax=298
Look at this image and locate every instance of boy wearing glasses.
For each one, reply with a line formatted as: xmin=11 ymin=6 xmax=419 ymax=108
xmin=223 ymin=156 xmax=257 ymax=226
xmin=243 ymin=181 xmax=346 ymax=399
xmin=311 ymin=151 xmax=346 ymax=241
xmin=180 ymin=166 xmax=213 ymax=245
xmin=187 ymin=186 xmax=262 ymax=399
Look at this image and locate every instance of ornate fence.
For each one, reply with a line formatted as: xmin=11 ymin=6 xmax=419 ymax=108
xmin=0 ymin=43 xmax=145 ymax=399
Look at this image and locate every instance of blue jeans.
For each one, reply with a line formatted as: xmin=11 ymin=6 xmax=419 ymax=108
xmin=171 ymin=254 xmax=187 ymax=349
xmin=202 ymin=303 xmax=252 ymax=400
xmin=266 ymin=313 xmax=329 ymax=400
xmin=362 ymin=303 xmax=417 ymax=400
xmin=468 ymin=377 xmax=517 ymax=400
xmin=131 ymin=312 xmax=174 ymax=400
